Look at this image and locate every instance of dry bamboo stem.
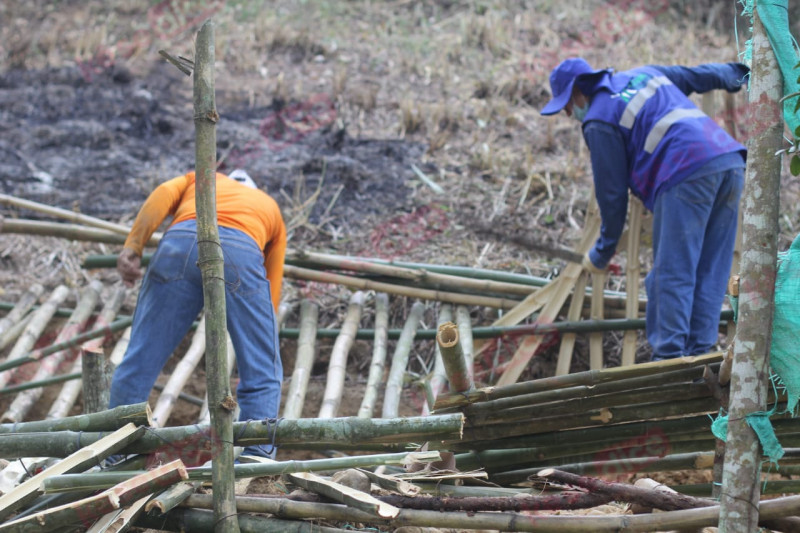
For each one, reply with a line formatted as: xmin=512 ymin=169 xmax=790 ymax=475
xmin=283 ymin=300 xmax=319 ymax=420
xmin=0 ymin=218 xmax=129 ymax=245
xmin=358 ymin=293 xmax=388 ymax=418
xmin=0 ymin=284 xmax=42 ymax=341
xmin=621 ymin=196 xmax=643 ymax=366
xmin=556 ymin=271 xmax=588 ymax=375
xmin=3 ymin=281 xmax=101 ymax=423
xmin=319 ymin=291 xmax=365 ymax=418
xmin=0 ymin=314 xmax=34 ymax=352
xmin=589 ymin=272 xmax=605 ymax=370
xmin=0 ymin=402 xmax=151 ymax=434
xmin=151 ymin=316 xmax=206 ymax=427
xmin=383 ymin=301 xmax=426 ymax=418
xmin=48 ymin=286 xmax=127 ymax=419
xmin=437 ymin=322 xmax=473 ymax=393
xmin=0 ymin=285 xmax=70 ymax=389
xmin=426 ymin=304 xmax=453 ymax=414
xmin=454 ymin=305 xmax=474 ymax=378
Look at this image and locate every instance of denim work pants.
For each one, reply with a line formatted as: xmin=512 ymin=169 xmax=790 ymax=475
xmin=646 ymin=167 xmax=744 ymax=360
xmin=109 ymin=220 xmax=282 ymax=453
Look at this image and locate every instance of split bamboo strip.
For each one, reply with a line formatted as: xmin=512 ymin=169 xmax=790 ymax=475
xmin=357 ymin=468 xmax=419 ymax=496
xmin=1 ymin=459 xmax=187 ymax=533
xmin=556 ymin=271 xmax=588 ymax=375
xmin=426 ymin=304 xmax=453 ymax=414
xmin=437 ymin=322 xmax=473 ymax=393
xmin=284 ymin=264 xmax=518 ymax=309
xmin=152 ymin=316 xmax=206 ymax=427
xmin=289 ymin=471 xmax=400 ymax=518
xmin=3 ymin=280 xmax=102 ymax=423
xmin=589 ymin=271 xmax=606 ymax=370
xmin=0 ymin=314 xmax=34 ymax=352
xmin=283 ymin=300 xmax=319 ymax=419
xmin=0 ymin=414 xmax=465 ymax=458
xmin=454 ymin=305 xmax=474 ymax=377
xmin=0 ymin=218 xmax=128 ymax=244
xmin=86 ymin=495 xmax=149 ymax=533
xmin=382 ymin=301 xmax=426 ymax=418
xmin=0 ymin=423 xmax=144 ymax=523
xmin=357 ymin=293 xmax=388 ymax=418
xmin=496 ymin=210 xmax=601 ymax=385
xmin=434 ymin=352 xmax=723 ymax=410
xmin=0 ymin=285 xmax=70 ymax=389
xmin=0 ymin=402 xmax=151 ymax=434
xmin=49 ymin=285 xmax=127 ymax=419
xmin=138 ymin=507 xmax=352 ymax=532
xmin=0 ymin=284 xmax=42 ymax=341
xmin=621 ymin=196 xmax=643 ymax=366
xmin=319 ymin=291 xmax=365 ymax=418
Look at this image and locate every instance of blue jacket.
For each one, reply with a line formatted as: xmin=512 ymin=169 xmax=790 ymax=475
xmin=582 ymin=62 xmax=748 ymax=268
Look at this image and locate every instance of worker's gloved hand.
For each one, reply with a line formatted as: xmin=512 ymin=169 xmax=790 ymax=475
xmin=582 ymin=252 xmax=607 ymax=275
xmin=117 ymin=247 xmax=143 ymax=287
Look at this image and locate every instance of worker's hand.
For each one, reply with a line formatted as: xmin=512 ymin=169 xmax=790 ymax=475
xmin=582 ymin=252 xmax=607 ymax=275
xmin=117 ymin=247 xmax=143 ymax=287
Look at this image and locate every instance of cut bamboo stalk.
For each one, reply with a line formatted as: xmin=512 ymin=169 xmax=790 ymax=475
xmin=496 ymin=210 xmax=601 ymax=386
xmin=319 ymin=291 xmax=365 ymax=418
xmin=382 ymin=301 xmax=426 ymax=418
xmin=621 ymin=196 xmax=643 ymax=366
xmin=0 ymin=415 xmax=464 ymax=458
xmin=152 ymin=316 xmax=206 ymax=428
xmin=0 ymin=285 xmax=71 ymax=389
xmin=3 ymin=281 xmax=102 ymax=423
xmin=358 ymin=293 xmax=388 ymax=418
xmin=108 ymin=326 xmax=131 ymax=369
xmin=2 ymin=459 xmax=186 ymax=532
xmin=437 ymin=322 xmax=473 ymax=393
xmin=0 ymin=402 xmax=151 ymax=434
xmin=49 ymin=286 xmax=127 ymax=419
xmin=0 ymin=313 xmax=34 ymax=352
xmin=356 ymin=468 xmax=419 ymax=496
xmin=543 ymin=451 xmax=715 ymax=477
xmin=556 ymin=271 xmax=588 ymax=375
xmin=589 ymin=271 xmax=606 ymax=370
xmin=454 ymin=305 xmax=474 ymax=378
xmin=0 ymin=218 xmax=129 ymax=245
xmin=0 ymin=284 xmax=43 ymax=341
xmin=0 ymin=423 xmax=144 ymax=523
xmin=145 ymin=482 xmax=200 ymax=515
xmin=284 ymin=264 xmax=518 ymax=309
xmin=283 ymin=300 xmax=319 ymax=420
xmin=289 ymin=471 xmax=400 ymax=518
xmin=86 ymin=495 xmax=149 ymax=533
xmin=426 ymin=304 xmax=453 ymax=414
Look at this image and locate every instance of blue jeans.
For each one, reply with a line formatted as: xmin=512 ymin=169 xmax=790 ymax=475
xmin=109 ymin=220 xmax=282 ymax=456
xmin=647 ymin=167 xmax=744 ymax=360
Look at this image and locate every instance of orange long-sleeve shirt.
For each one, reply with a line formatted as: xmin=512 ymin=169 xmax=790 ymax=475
xmin=124 ymin=172 xmax=287 ymax=312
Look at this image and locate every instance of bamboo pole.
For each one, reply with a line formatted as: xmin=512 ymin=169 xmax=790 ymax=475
xmin=0 ymin=218 xmax=130 ymax=244
xmin=556 ymin=271 xmax=588 ymax=375
xmin=138 ymin=507 xmax=352 ymax=532
xmin=0 ymin=284 xmax=42 ymax=341
xmin=0 ymin=285 xmax=70 ymax=389
xmin=3 ymin=280 xmax=102 ymax=423
xmin=48 ymin=286 xmax=127 ymax=418
xmin=382 ymin=301 xmax=426 ymax=418
xmin=621 ymin=196 xmax=643 ymax=366
xmin=146 ymin=482 xmax=200 ymax=515
xmin=0 ymin=402 xmax=151 ymax=434
xmin=454 ymin=305 xmax=474 ymax=378
xmin=437 ymin=322 xmax=473 ymax=393
xmin=358 ymin=293 xmax=388 ymax=418
xmin=319 ymin=291 xmax=365 ymax=418
xmin=0 ymin=372 xmax=80 ymax=395
xmin=589 ymin=271 xmax=606 ymax=370
xmin=0 ymin=313 xmax=33 ymax=352
xmin=283 ymin=300 xmax=319 ymax=419
xmin=719 ymin=7 xmax=784 ymax=532
xmin=152 ymin=316 xmax=206 ymax=427
xmin=426 ymin=304 xmax=453 ymax=414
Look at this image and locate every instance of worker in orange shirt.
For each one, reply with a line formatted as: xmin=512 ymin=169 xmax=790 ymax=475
xmin=109 ymin=169 xmax=287 ymax=460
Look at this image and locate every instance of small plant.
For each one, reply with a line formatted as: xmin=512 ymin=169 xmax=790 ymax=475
xmin=778 ymin=60 xmax=800 ymax=175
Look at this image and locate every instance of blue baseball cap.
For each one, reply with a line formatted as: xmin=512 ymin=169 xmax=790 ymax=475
xmin=540 ymin=58 xmax=608 ymax=116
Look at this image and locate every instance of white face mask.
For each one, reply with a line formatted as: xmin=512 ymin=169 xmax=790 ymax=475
xmin=572 ymin=101 xmax=589 ymax=122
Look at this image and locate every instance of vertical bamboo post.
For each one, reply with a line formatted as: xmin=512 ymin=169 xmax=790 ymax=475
xmin=589 ymin=273 xmax=605 ymax=370
xmin=283 ymin=300 xmax=319 ymax=419
xmin=621 ymin=197 xmax=643 ymax=366
xmin=455 ymin=306 xmax=474 ymax=379
xmin=437 ymin=322 xmax=473 ymax=393
xmin=318 ymin=291 xmax=365 ymax=418
xmin=358 ymin=293 xmax=389 ymax=418
xmin=555 ymin=271 xmax=588 ymax=375
xmin=427 ymin=304 xmax=453 ymax=412
xmin=718 ymin=7 xmax=783 ymax=532
xmin=193 ymin=20 xmax=239 ymax=533
xmin=382 ymin=301 xmax=425 ymax=418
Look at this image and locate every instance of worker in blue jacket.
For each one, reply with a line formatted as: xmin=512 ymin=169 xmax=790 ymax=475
xmin=541 ymin=58 xmax=748 ymax=361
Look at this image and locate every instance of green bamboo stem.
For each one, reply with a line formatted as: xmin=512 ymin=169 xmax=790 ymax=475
xmin=455 ymin=305 xmax=474 ymax=378
xmin=0 ymin=372 xmax=81 ymax=396
xmin=0 ymin=284 xmax=42 ymax=340
xmin=0 ymin=402 xmax=151 ymax=434
xmin=437 ymin=321 xmax=473 ymax=394
xmin=137 ymin=507 xmax=352 ymax=533
xmin=146 ymin=482 xmax=200 ymax=515
xmin=427 ymin=304 xmax=453 ymax=413
xmin=382 ymin=301 xmax=426 ymax=418
xmin=433 ymin=352 xmax=723 ymax=411
xmin=3 ymin=280 xmax=103 ymax=423
xmin=357 ymin=292 xmax=389 ymax=418
xmin=0 ymin=218 xmax=129 ymax=244
xmin=282 ymin=300 xmax=319 ymax=420
xmin=318 ymin=291 xmax=365 ymax=418
xmin=0 ymin=414 xmax=464 ymax=458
